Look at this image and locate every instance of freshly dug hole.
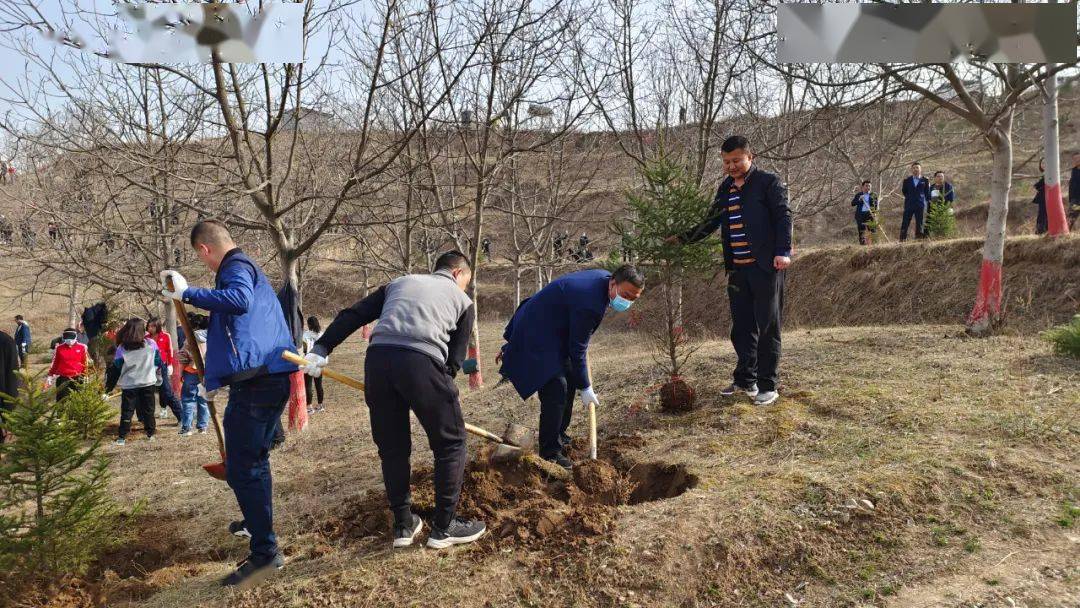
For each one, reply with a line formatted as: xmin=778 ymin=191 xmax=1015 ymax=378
xmin=659 ymin=376 xmax=696 ymax=412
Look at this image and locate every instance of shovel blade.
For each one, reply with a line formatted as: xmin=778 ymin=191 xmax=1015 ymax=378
xmin=502 ymin=422 xmax=536 ymax=451
xmin=203 ymin=461 xmax=227 ymax=481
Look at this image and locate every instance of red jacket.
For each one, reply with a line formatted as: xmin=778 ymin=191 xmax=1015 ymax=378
xmin=49 ymin=342 xmax=88 ymax=378
xmin=147 ymin=331 xmax=175 ymax=367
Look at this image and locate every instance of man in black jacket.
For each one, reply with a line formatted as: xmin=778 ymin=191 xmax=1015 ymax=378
xmin=672 ymin=135 xmax=793 ymax=407
xmin=851 ymin=180 xmax=879 ymax=245
xmin=1069 ymin=151 xmax=1079 ymax=230
xmin=301 ymin=251 xmax=486 ymax=550
xmin=900 ymin=162 xmax=931 ymax=241
xmin=0 ymin=329 xmax=20 ymax=444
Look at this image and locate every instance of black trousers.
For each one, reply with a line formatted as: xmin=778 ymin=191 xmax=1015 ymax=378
xmin=364 ymin=346 xmax=466 ymax=530
xmin=899 ymin=203 xmax=926 ymax=241
xmin=304 ymin=374 xmax=324 ymax=406
xmin=119 ymin=386 xmax=157 ymax=439
xmin=855 ymin=212 xmax=875 ymax=245
xmin=537 ymin=358 xmax=575 ymax=458
xmin=727 ymin=265 xmax=785 ymax=392
xmin=56 ymin=375 xmax=82 ymax=402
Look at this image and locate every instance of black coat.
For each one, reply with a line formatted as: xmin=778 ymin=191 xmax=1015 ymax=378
xmin=682 ymin=166 xmax=793 ymax=273
xmin=1069 ymin=167 xmax=1079 ymax=204
xmin=851 ymin=192 xmax=879 ymax=217
xmin=902 ymin=175 xmax=931 ymax=209
xmin=0 ymin=330 xmax=19 ymax=402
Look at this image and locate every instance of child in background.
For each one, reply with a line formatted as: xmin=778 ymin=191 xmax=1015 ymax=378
xmin=47 ymin=328 xmax=90 ymax=401
xmin=104 ymin=318 xmax=163 ymax=445
xmin=302 ymin=316 xmax=325 ymax=414
xmin=146 ymin=317 xmax=183 ymax=421
xmin=178 ymin=313 xmax=210 ymax=436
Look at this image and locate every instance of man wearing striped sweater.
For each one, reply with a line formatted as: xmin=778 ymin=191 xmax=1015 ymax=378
xmin=674 ymin=135 xmax=793 ymax=406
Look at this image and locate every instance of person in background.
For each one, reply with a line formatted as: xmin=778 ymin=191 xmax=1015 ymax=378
xmin=900 ymin=162 xmax=931 ymax=241
xmin=850 ymin=180 xmax=879 ymax=245
xmin=177 ymin=313 xmax=210 ymax=437
xmin=13 ymin=315 xmax=31 ymax=369
xmin=1068 ymin=151 xmax=1079 ymax=230
xmin=302 ymin=316 xmax=325 ymax=414
xmin=1033 ymin=158 xmax=1047 ymax=235
xmin=47 ymin=328 xmax=90 ymax=401
xmin=146 ymin=317 xmax=183 ymax=421
xmin=0 ymin=329 xmax=19 ymax=445
xmin=104 ymin=318 xmax=163 ymax=445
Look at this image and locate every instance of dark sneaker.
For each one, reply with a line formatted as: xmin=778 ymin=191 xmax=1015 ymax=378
xmin=542 ymin=452 xmax=573 ymax=470
xmin=720 ymin=383 xmax=759 ymax=398
xmin=392 ymin=513 xmax=424 ymax=548
xmin=228 ymin=520 xmax=251 ymax=539
xmin=426 ymin=518 xmax=486 ymax=549
xmin=558 ymin=432 xmax=572 ymax=448
xmin=220 ymin=553 xmax=284 ymax=587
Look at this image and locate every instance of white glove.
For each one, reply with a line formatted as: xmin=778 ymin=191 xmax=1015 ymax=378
xmin=303 ymin=352 xmax=328 ymax=377
xmin=160 ymin=270 xmax=188 ymax=301
xmin=197 ymin=383 xmax=216 ymax=400
xmin=45 ymin=375 xmax=56 ymax=387
xmin=166 ymin=365 xmax=173 ymax=377
xmin=101 ymin=393 xmax=113 ymax=401
xmin=580 ymin=385 xmax=600 ymax=407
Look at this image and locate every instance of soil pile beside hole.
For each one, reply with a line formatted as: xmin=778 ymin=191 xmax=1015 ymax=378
xmin=659 ymin=377 xmax=696 ymax=412
xmin=321 ymin=435 xmax=696 ymax=552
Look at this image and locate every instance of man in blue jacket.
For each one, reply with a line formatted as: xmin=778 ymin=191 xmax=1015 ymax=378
xmin=12 ymin=315 xmax=30 ymax=368
xmin=498 ymin=265 xmax=644 ymax=469
xmin=900 ymin=162 xmax=931 ymax=241
xmin=673 ymin=135 xmax=792 ymax=407
xmin=160 ymin=220 xmax=297 ymax=587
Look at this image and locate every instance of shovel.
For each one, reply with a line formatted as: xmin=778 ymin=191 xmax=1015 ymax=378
xmin=166 ymin=276 xmax=227 ymax=481
xmin=280 ymin=351 xmax=535 ymax=462
xmin=585 ymin=352 xmax=597 ymax=460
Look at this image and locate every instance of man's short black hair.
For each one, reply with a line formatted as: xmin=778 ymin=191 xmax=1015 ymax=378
xmin=720 ymin=135 xmax=751 ymax=154
xmin=14 ymin=315 xmax=23 ymax=321
xmin=434 ymin=250 xmax=471 ymax=273
xmin=190 ymin=219 xmax=232 ymax=247
xmin=911 ymin=161 xmax=922 ymax=167
xmin=611 ymin=264 xmax=644 ymax=288
xmin=934 ymin=171 xmax=944 ymax=177
xmin=862 ymin=179 xmax=872 ymax=185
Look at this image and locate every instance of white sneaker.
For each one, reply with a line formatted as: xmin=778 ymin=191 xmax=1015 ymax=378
xmin=179 ymin=429 xmax=193 ymax=437
xmin=392 ymin=514 xmax=424 ymax=548
xmin=753 ymin=391 xmax=779 ymax=406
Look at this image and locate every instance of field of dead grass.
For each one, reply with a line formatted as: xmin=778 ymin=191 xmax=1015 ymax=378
xmin=9 ymin=319 xmax=1077 ymax=608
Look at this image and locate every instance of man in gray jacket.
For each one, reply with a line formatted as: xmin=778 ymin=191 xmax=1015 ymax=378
xmin=301 ymin=251 xmax=485 ymax=549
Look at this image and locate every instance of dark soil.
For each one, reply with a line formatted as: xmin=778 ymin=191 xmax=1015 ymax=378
xmin=320 ymin=434 xmax=697 ymax=553
xmin=659 ymin=377 xmax=696 ymax=412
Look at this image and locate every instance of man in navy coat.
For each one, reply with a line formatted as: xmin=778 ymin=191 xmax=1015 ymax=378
xmin=498 ymin=265 xmax=644 ymax=469
xmin=900 ymin=162 xmax=931 ymax=241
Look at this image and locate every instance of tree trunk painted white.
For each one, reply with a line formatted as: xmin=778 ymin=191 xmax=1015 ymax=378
xmin=967 ymin=118 xmax=1013 ymax=334
xmin=1042 ymin=67 xmax=1070 ymax=236
xmin=66 ymin=279 xmax=79 ymax=328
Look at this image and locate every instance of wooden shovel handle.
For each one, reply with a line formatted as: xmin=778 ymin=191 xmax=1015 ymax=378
xmin=586 ymin=351 xmax=597 ymax=460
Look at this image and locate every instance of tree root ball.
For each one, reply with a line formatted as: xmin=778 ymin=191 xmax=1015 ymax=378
xmin=659 ymin=376 xmax=696 ymax=412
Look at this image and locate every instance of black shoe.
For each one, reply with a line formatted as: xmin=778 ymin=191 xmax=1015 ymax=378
xmin=426 ymin=517 xmax=486 ymax=549
xmin=542 ymin=452 xmax=573 ymax=470
xmin=220 ymin=553 xmax=284 ymax=587
xmin=228 ymin=520 xmax=251 ymax=539
xmin=558 ymin=432 xmax=572 ymax=448
xmin=720 ymin=382 xmax=759 ymax=398
xmin=270 ymin=438 xmax=284 ymax=451
xmin=392 ymin=513 xmax=424 ymax=548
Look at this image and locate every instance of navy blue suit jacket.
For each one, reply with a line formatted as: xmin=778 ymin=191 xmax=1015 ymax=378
xmin=902 ymin=176 xmax=931 ymax=209
xmin=499 ymin=269 xmax=610 ymax=399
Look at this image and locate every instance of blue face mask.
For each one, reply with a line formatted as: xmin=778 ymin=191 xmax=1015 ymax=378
xmin=609 ymin=294 xmax=633 ymax=312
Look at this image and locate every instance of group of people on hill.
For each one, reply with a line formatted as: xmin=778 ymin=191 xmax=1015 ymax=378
xmin=852 ymin=152 xmax=1080 ymax=245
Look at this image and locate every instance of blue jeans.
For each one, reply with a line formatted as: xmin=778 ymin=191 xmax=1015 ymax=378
xmin=179 ymin=372 xmax=209 ymax=432
xmin=158 ymin=364 xmax=183 ymax=421
xmin=223 ymin=373 xmax=290 ymax=564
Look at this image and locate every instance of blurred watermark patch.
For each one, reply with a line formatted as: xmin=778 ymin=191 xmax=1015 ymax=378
xmin=104 ymin=2 xmax=304 ymax=63
xmin=778 ymin=3 xmax=1078 ymax=63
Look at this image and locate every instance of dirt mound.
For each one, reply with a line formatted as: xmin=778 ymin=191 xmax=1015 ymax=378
xmin=659 ymin=376 xmax=696 ymax=412
xmin=320 ymin=435 xmax=697 ymax=552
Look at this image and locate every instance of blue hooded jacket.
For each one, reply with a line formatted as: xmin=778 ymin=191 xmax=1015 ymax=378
xmin=180 ymin=249 xmax=297 ymax=390
xmin=499 ymin=269 xmax=610 ymax=400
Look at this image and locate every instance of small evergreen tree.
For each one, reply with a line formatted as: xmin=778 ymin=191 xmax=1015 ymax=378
xmin=617 ymin=156 xmax=721 ymax=409
xmin=925 ymin=195 xmax=957 ymax=238
xmin=0 ymin=372 xmax=121 ymax=591
xmin=1042 ymin=314 xmax=1080 ymax=359
xmin=58 ymin=373 xmax=113 ymax=440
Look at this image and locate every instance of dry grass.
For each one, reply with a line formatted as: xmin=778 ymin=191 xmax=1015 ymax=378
xmin=9 ymin=319 xmax=1078 ymax=608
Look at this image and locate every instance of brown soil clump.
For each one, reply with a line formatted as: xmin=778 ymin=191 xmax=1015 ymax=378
xmin=659 ymin=376 xmax=697 ymax=412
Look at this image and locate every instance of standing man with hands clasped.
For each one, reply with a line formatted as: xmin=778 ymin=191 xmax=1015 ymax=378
xmin=497 ymin=264 xmax=645 ymax=470
xmin=160 ymin=220 xmax=298 ymax=587
xmin=301 ymin=251 xmax=486 ymax=550
xmin=669 ymin=135 xmax=792 ymax=407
